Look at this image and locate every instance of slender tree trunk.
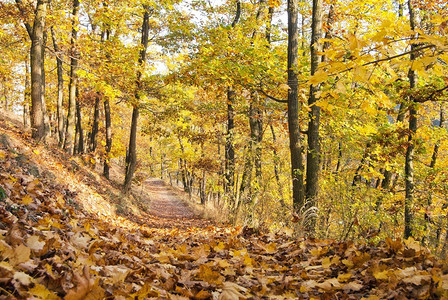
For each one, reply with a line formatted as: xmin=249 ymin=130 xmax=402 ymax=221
xmin=64 ymin=0 xmax=80 ymax=154
xmin=76 ymin=94 xmax=84 ymax=154
xmin=124 ymin=6 xmax=150 ymax=190
xmin=287 ymin=0 xmax=305 ymax=211
xmin=28 ymin=0 xmax=47 ymax=141
xmin=270 ymin=124 xmax=285 ymax=206
xmin=430 ymin=104 xmax=444 ymax=169
xmin=404 ymin=0 xmax=417 ymax=239
xmin=41 ymin=30 xmax=50 ymax=137
xmin=223 ymin=1 xmax=240 ymax=205
xmin=23 ymin=60 xmax=30 ymax=128
xmin=51 ymin=27 xmax=65 ymax=147
xmin=335 ymin=141 xmax=342 ymax=173
xmin=225 ymin=88 xmax=236 ymax=203
xmin=382 ymin=1 xmax=407 ymax=189
xmin=103 ymin=98 xmax=112 ymax=179
xmin=89 ymin=94 xmax=100 ymax=152
xmin=124 ymin=107 xmax=139 ymax=190
xmin=306 ymin=0 xmax=324 ymax=214
xmin=3 ymin=84 xmax=8 ymax=111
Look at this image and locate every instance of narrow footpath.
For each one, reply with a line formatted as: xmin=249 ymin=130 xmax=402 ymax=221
xmin=139 ymin=178 xmax=213 ymax=229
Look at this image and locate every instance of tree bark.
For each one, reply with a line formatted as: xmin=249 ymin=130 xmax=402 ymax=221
xmin=24 ymin=0 xmax=47 ymax=141
xmin=270 ymin=124 xmax=285 ymax=206
xmin=103 ymin=98 xmax=112 ymax=179
xmin=23 ymin=60 xmax=30 ymax=128
xmin=430 ymin=104 xmax=444 ymax=169
xmin=287 ymin=0 xmax=305 ymax=211
xmin=64 ymin=0 xmax=80 ymax=154
xmin=89 ymin=94 xmax=100 ymax=152
xmin=225 ymin=87 xmax=236 ymax=203
xmin=51 ymin=26 xmax=65 ymax=147
xmin=404 ymin=0 xmax=417 ymax=239
xmin=124 ymin=6 xmax=150 ymax=190
xmin=75 ymin=93 xmax=84 ymax=154
xmin=2 ymin=84 xmax=8 ymax=111
xmin=41 ymin=30 xmax=50 ymax=137
xmin=306 ymin=0 xmax=324 ymax=213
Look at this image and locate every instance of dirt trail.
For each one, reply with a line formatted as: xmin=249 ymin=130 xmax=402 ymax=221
xmin=145 ymin=179 xmax=194 ymax=218
xmin=138 ymin=178 xmax=212 ymax=229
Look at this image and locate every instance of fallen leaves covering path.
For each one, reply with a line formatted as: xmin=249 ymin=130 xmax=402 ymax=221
xmin=1 ymin=113 xmax=448 ymax=299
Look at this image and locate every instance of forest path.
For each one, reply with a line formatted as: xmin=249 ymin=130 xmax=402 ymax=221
xmin=137 ymin=178 xmax=212 ymax=229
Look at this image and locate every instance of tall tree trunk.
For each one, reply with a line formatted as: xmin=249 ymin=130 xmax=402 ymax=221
xmin=3 ymin=84 xmax=8 ymax=111
xmin=270 ymin=124 xmax=285 ymax=206
xmin=124 ymin=6 xmax=150 ymax=190
xmin=103 ymin=98 xmax=112 ymax=179
xmin=76 ymin=93 xmax=84 ymax=154
xmin=306 ymin=0 xmax=324 ymax=213
xmin=51 ymin=27 xmax=65 ymax=147
xmin=287 ymin=0 xmax=305 ymax=211
xmin=41 ymin=30 xmax=50 ymax=137
xmin=225 ymin=87 xmax=236 ymax=203
xmin=224 ymin=1 xmax=241 ymax=205
xmin=64 ymin=0 xmax=80 ymax=154
xmin=124 ymin=107 xmax=139 ymax=190
xmin=430 ymin=104 xmax=444 ymax=169
xmin=404 ymin=0 xmax=417 ymax=239
xmin=89 ymin=94 xmax=100 ymax=152
xmin=382 ymin=1 xmax=407 ymax=190
xmin=23 ymin=60 xmax=30 ymax=128
xmin=27 ymin=0 xmax=47 ymax=141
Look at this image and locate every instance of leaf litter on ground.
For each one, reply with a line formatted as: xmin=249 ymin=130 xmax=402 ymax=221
xmin=0 ymin=114 xmax=448 ymax=299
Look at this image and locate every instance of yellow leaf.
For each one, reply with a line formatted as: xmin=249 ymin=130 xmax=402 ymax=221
xmin=322 ymin=257 xmax=331 ymax=269
xmin=264 ymin=243 xmax=277 ymax=254
xmin=373 ymin=270 xmax=389 ymax=280
xmin=197 ymin=265 xmax=223 ymax=285
xmin=29 ymin=284 xmax=59 ymax=300
xmin=214 ymin=241 xmax=226 ymax=252
xmin=21 ymin=195 xmax=34 ymax=205
xmin=309 ymin=70 xmax=329 ymax=85
xmin=342 ymin=259 xmax=354 ymax=268
xmin=279 ymin=83 xmax=291 ymax=91
xmin=338 ymin=273 xmax=352 ymax=282
xmin=33 ymin=150 xmax=40 ymax=155
xmin=411 ymin=60 xmax=424 ymax=72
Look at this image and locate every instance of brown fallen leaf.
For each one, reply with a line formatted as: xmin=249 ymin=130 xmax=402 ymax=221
xmin=342 ymin=281 xmax=363 ymax=292
xmin=6 ymin=223 xmax=23 ymax=246
xmin=64 ymin=266 xmax=97 ymax=300
xmin=219 ymin=282 xmax=247 ymax=300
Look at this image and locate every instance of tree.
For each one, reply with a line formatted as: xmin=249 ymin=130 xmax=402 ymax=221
xmin=15 ymin=0 xmax=48 ymax=141
xmin=404 ymin=0 xmax=418 ymax=239
xmin=287 ymin=0 xmax=305 ymax=211
xmin=64 ymin=0 xmax=80 ymax=154
xmin=305 ymin=0 xmax=324 ymax=227
xmin=50 ymin=26 xmax=65 ymax=147
xmin=124 ymin=5 xmax=151 ymax=191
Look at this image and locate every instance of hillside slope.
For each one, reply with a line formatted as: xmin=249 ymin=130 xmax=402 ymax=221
xmin=1 ymin=112 xmax=448 ymax=299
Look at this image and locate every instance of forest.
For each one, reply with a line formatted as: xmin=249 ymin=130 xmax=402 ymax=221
xmin=1 ymin=0 xmax=448 ymax=298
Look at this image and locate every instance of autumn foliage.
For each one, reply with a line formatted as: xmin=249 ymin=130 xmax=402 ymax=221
xmin=1 ymin=111 xmax=448 ymax=300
